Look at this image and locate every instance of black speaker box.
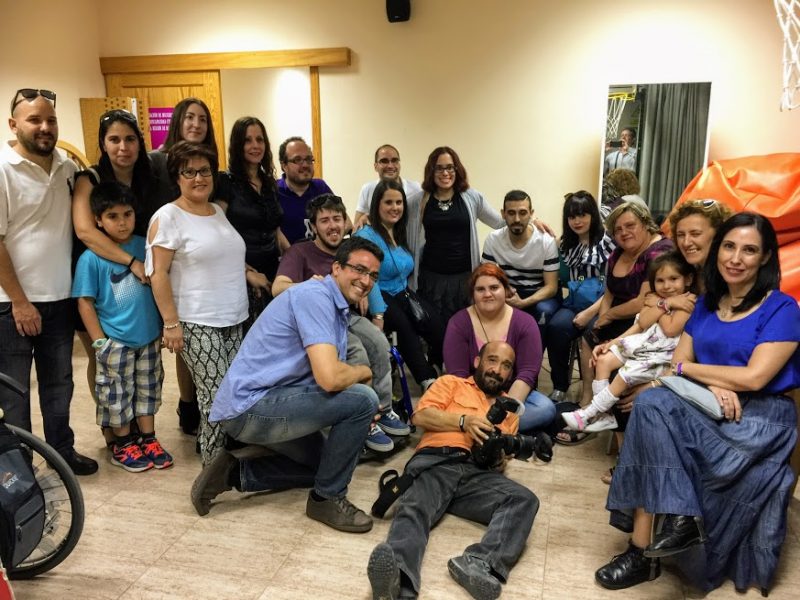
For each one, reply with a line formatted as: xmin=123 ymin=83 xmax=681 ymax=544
xmin=386 ymin=0 xmax=410 ymax=23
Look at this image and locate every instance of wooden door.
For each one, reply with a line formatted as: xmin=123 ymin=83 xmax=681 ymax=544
xmin=105 ymin=71 xmax=226 ymax=168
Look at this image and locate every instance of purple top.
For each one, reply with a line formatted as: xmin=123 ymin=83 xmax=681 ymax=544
xmin=606 ymin=237 xmax=673 ymax=302
xmin=277 ymin=176 xmax=333 ymax=245
xmin=443 ymin=307 xmax=543 ymax=388
xmin=276 ymin=240 xmax=333 ymax=282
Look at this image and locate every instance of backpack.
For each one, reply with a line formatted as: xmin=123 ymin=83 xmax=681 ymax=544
xmin=0 ymin=424 xmax=45 ymax=568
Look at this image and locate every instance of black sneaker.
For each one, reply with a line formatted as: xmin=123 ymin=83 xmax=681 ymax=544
xmin=306 ymin=492 xmax=373 ymax=533
xmin=368 ymin=543 xmax=400 ymax=600
xmin=447 ymin=554 xmax=501 ymax=600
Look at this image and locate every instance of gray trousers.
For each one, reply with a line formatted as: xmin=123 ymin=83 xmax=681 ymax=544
xmin=347 ymin=314 xmax=392 ymax=412
xmin=386 ymin=453 xmax=538 ymax=595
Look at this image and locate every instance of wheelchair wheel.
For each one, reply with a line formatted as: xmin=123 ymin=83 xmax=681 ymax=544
xmin=4 ymin=424 xmax=84 ymax=579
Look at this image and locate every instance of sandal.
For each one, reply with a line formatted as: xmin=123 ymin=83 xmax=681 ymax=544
xmin=601 ymin=467 xmax=614 ymax=485
xmin=554 ymin=430 xmax=596 ymax=446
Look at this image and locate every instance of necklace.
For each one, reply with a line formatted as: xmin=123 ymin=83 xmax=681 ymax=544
xmin=476 ymin=309 xmax=490 ymax=341
xmin=435 ymin=193 xmax=454 ymax=211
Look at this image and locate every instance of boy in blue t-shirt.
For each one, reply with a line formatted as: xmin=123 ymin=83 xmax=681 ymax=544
xmin=72 ymin=182 xmax=173 ymax=472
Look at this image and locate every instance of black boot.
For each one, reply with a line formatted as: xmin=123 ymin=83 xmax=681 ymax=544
xmin=644 ymin=514 xmax=707 ymax=558
xmin=595 ymin=542 xmax=660 ymax=590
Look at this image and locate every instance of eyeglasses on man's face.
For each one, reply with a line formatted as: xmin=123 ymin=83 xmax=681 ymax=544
xmin=285 ymin=156 xmax=315 ymax=166
xmin=343 ymin=262 xmax=379 ymax=282
xmin=180 ymin=166 xmax=214 ymax=179
xmin=434 ymin=164 xmax=455 ymax=174
xmin=11 ymin=88 xmax=56 ymax=113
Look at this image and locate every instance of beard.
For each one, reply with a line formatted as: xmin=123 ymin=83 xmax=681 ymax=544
xmin=18 ymin=132 xmax=56 ymax=157
xmin=474 ymin=366 xmax=510 ymax=396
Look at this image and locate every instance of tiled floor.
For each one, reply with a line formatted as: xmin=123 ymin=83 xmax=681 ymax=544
xmin=9 ymin=340 xmax=800 ymax=599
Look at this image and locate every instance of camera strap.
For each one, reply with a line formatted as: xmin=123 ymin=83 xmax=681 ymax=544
xmin=370 ymin=449 xmax=470 ymax=518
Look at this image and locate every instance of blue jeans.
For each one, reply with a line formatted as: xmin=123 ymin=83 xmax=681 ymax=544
xmin=518 ymin=389 xmax=557 ymax=433
xmin=0 ymin=299 xmax=75 ymax=455
xmin=220 ymin=383 xmax=379 ymax=498
xmin=519 ymin=297 xmax=561 ymax=348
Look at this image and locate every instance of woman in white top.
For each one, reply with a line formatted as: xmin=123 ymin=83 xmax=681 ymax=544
xmin=147 ymin=141 xmax=253 ymax=465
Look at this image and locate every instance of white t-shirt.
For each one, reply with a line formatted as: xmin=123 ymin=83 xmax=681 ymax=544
xmin=356 ymin=178 xmax=423 ymax=215
xmin=481 ymin=227 xmax=560 ymax=298
xmin=0 ymin=142 xmax=76 ymax=302
xmin=146 ymin=203 xmax=248 ymax=327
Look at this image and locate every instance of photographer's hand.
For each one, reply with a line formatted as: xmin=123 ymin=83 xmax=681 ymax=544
xmin=464 ymin=414 xmax=494 ymax=443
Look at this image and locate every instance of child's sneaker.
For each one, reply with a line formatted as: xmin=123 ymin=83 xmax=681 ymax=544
xmin=585 ymin=412 xmax=618 ymax=433
xmin=140 ymin=437 xmax=174 ymax=469
xmin=111 ymin=441 xmax=154 ymax=473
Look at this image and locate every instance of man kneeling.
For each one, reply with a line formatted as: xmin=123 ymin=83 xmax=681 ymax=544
xmin=192 ymin=238 xmax=383 ymax=533
xmin=368 ymin=341 xmax=539 ymax=599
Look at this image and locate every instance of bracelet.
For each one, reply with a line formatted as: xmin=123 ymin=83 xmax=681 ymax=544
xmin=163 ymin=322 xmax=180 ymax=330
xmin=657 ymin=298 xmax=672 ymax=315
xmin=676 ymin=362 xmax=683 ymax=376
xmin=373 ymin=314 xmax=384 ymax=321
xmin=127 ymin=255 xmax=136 ymax=268
xmin=459 ymin=414 xmax=466 ymax=432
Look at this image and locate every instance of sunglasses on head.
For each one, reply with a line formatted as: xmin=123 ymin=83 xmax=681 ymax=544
xmin=11 ymin=88 xmax=56 ymax=113
xmin=309 ymin=194 xmax=344 ymax=208
xmin=101 ymin=109 xmax=137 ymax=124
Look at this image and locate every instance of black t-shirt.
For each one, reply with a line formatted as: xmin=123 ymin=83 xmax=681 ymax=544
xmin=421 ymin=192 xmax=471 ymax=274
xmin=216 ymin=171 xmax=284 ymax=278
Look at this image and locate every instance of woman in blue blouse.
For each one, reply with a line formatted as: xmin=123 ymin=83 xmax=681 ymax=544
xmin=596 ymin=213 xmax=800 ymax=595
xmin=355 ymin=180 xmax=444 ymax=391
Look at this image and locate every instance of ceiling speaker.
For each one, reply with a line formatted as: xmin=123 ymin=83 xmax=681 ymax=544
xmin=386 ymin=0 xmax=410 ymax=23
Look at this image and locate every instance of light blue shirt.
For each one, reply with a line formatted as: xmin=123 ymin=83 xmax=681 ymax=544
xmin=71 ymin=236 xmax=161 ymax=348
xmin=354 ymin=225 xmax=414 ymax=314
xmin=210 ymin=275 xmax=350 ymax=421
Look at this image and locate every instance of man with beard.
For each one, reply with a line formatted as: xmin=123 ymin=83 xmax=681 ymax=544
xmin=368 ymin=341 xmax=538 ymax=600
xmin=277 ymin=136 xmax=340 ymax=245
xmin=481 ymin=190 xmax=560 ymax=341
xmin=196 ymin=238 xmax=382 ymax=531
xmin=353 ymin=144 xmax=422 ymax=230
xmin=0 ymin=88 xmax=98 ymax=475
xmin=272 ymin=194 xmax=409 ymax=453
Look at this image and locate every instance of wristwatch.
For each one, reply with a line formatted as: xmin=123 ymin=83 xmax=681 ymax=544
xmin=92 ymin=338 xmax=108 ymax=349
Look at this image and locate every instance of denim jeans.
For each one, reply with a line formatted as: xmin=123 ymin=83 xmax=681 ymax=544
xmin=347 ymin=314 xmax=392 ymax=412
xmin=517 ymin=389 xmax=557 ymax=433
xmin=387 ymin=453 xmax=539 ymax=594
xmin=0 ymin=299 xmax=75 ymax=455
xmin=220 ymin=382 xmax=378 ymax=498
xmin=519 ymin=296 xmax=561 ymax=348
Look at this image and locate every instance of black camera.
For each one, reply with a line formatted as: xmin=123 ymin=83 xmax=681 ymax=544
xmin=471 ymin=399 xmax=553 ymax=468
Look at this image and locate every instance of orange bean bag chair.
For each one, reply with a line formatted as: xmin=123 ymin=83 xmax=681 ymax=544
xmin=663 ymin=153 xmax=800 ymax=301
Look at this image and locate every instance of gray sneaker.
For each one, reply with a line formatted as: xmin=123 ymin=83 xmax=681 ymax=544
xmin=306 ymin=492 xmax=373 ymax=533
xmin=368 ymin=543 xmax=400 ymax=600
xmin=549 ymin=390 xmax=566 ymax=403
xmin=191 ymin=450 xmax=236 ymax=516
xmin=447 ymin=554 xmax=501 ymax=600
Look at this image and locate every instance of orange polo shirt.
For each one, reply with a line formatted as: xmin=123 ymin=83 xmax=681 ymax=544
xmin=414 ymin=375 xmax=520 ymax=453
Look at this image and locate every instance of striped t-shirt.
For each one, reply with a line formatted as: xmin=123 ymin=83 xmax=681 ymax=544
xmin=481 ymin=227 xmax=560 ymax=298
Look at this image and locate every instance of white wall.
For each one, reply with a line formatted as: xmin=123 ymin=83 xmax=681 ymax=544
xmin=0 ymin=0 xmax=105 ymax=153
xmin=2 ymin=0 xmax=796 ymax=232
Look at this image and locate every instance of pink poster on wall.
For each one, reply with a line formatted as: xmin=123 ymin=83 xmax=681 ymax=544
xmin=149 ymin=107 xmax=173 ymax=150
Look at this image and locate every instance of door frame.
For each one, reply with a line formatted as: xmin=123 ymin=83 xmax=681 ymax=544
xmin=99 ymin=47 xmax=351 ymax=177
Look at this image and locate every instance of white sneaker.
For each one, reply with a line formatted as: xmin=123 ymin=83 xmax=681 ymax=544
xmin=561 ymin=410 xmax=588 ymax=431
xmin=584 ymin=412 xmax=618 ymax=433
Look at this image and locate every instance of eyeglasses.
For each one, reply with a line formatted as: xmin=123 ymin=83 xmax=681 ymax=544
xmin=687 ymin=199 xmax=718 ymax=208
xmin=309 ymin=194 xmax=344 ymax=208
xmin=285 ymin=156 xmax=315 ymax=165
xmin=434 ymin=164 xmax=455 ymax=174
xmin=11 ymin=88 xmax=56 ymax=113
xmin=180 ymin=166 xmax=214 ymax=179
xmin=343 ymin=262 xmax=379 ymax=282
xmin=377 ymin=157 xmax=400 ymax=165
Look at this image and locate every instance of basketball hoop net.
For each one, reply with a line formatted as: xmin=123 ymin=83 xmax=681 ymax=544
xmin=606 ymin=96 xmax=627 ymax=139
xmin=775 ymin=0 xmax=800 ymax=110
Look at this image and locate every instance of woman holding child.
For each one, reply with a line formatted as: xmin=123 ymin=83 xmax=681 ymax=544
xmin=147 ymin=141 xmax=254 ymax=466
xmin=596 ymin=213 xmax=800 ymax=595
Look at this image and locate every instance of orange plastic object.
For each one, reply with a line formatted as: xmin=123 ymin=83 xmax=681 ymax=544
xmin=663 ymin=153 xmax=800 ymax=300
